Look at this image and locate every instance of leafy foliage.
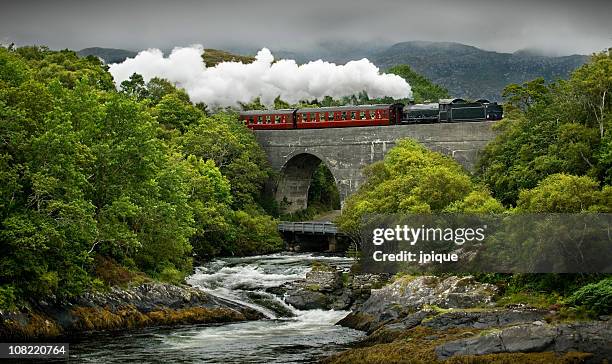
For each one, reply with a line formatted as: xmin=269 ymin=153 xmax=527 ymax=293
xmin=336 ymin=139 xmax=489 ymax=237
xmin=478 ymin=49 xmax=612 ymax=205
xmin=567 ymin=277 xmax=612 ymax=315
xmin=0 ymin=46 xmax=282 ymax=308
xmin=516 ymin=173 xmax=611 ymax=212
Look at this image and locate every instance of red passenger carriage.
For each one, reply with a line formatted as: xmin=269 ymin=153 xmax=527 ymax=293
xmin=240 ymin=104 xmax=403 ymax=130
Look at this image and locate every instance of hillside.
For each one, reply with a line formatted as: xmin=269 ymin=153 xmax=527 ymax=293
xmin=201 ymin=48 xmax=255 ymax=67
xmin=77 ymin=47 xmax=137 ymax=64
xmin=372 ymin=41 xmax=588 ymax=100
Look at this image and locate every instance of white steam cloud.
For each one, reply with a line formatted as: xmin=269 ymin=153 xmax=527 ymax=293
xmin=108 ymin=45 xmax=412 ymax=107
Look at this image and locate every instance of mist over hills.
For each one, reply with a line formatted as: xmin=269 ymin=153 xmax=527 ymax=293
xmin=79 ymin=41 xmax=589 ymax=101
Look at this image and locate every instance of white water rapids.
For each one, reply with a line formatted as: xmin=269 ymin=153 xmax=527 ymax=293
xmin=70 ymin=253 xmax=364 ymax=363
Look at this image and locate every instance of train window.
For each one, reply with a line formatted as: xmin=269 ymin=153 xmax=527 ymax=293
xmin=313 ymin=113 xmax=319 ymax=122
xmin=360 ymin=111 xmax=365 ymax=119
xmin=248 ymin=116 xmax=254 ymax=124
xmin=257 ymin=116 xmax=262 ymax=124
xmin=341 ymin=111 xmax=347 ymax=120
xmin=266 ymin=115 xmax=271 ymax=124
xmin=281 ymin=115 xmax=286 ymax=123
xmin=275 ymin=115 xmax=281 ymax=124
xmin=302 ymin=113 xmax=308 ymax=122
xmin=351 ymin=111 xmax=356 ymax=120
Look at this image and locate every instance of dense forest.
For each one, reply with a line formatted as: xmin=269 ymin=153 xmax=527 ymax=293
xmin=337 ymin=49 xmax=612 ymax=316
xmin=0 ymin=46 xmax=284 ymax=309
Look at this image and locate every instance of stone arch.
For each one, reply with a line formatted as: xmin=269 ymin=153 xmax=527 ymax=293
xmin=275 ymin=152 xmax=339 ymax=213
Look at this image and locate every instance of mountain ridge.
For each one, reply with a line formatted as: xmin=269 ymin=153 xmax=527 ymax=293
xmin=77 ymin=41 xmax=589 ymax=101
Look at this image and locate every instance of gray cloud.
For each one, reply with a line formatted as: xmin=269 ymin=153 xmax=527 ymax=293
xmin=1 ymin=0 xmax=611 ymax=55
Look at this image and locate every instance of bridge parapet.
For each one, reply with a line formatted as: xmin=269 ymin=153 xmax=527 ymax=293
xmin=278 ymin=221 xmax=341 ymax=235
xmin=278 ymin=221 xmax=347 ymax=252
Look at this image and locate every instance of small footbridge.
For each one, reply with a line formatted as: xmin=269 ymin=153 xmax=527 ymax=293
xmin=277 ymin=221 xmax=349 ymax=252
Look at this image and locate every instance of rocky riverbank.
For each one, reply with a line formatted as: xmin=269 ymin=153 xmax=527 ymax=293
xmin=0 ymin=282 xmax=263 ymax=340
xmin=322 ymin=275 xmax=612 ymax=364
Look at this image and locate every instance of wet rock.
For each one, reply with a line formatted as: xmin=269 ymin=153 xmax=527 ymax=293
xmin=285 ymin=289 xmax=331 ymax=310
xmin=338 ymin=275 xmax=497 ymax=332
xmin=435 ymin=319 xmax=612 ymax=363
xmin=383 ymin=310 xmax=431 ymax=331
xmin=305 ymin=269 xmax=343 ymax=292
xmin=245 ymin=292 xmax=295 ymax=318
xmin=282 ymin=263 xmax=389 ymax=311
xmin=423 ymin=308 xmax=548 ymax=331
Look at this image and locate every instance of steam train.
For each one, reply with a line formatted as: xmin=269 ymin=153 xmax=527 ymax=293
xmin=240 ymin=98 xmax=503 ymax=130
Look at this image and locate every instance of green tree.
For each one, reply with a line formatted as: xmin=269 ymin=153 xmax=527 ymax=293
xmin=120 ymin=73 xmax=149 ymax=100
xmin=181 ymin=112 xmax=271 ymax=209
xmin=570 ymin=49 xmax=612 ymax=138
xmin=182 ymin=156 xmax=233 ymax=259
xmin=337 ymin=139 xmax=478 ymax=236
xmin=153 ymin=93 xmax=204 ymax=132
xmin=478 ymin=49 xmax=612 ymax=204
xmin=516 ymin=173 xmax=609 ymax=212
xmin=146 ymin=77 xmax=190 ymax=105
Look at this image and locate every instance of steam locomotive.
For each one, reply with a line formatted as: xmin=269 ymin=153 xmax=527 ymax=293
xmin=240 ymin=98 xmax=503 ymax=130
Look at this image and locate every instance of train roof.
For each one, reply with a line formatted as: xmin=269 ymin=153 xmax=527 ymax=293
xmin=297 ymin=104 xmax=394 ymax=113
xmin=240 ymin=109 xmax=296 ymax=116
xmin=239 ymin=104 xmax=398 ymax=116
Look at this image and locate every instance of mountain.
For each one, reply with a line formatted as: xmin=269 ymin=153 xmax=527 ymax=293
xmin=78 ymin=42 xmax=589 ymax=101
xmin=370 ymin=41 xmax=588 ymax=101
xmin=77 ymin=47 xmax=138 ymax=64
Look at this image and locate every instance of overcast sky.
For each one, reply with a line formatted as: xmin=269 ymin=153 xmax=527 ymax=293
xmin=1 ymin=0 xmax=611 ymax=55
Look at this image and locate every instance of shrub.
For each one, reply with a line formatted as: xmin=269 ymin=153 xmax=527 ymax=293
xmin=566 ymin=277 xmax=612 ymax=315
xmin=0 ymin=285 xmax=18 ymax=310
xmin=158 ymin=266 xmax=185 ymax=285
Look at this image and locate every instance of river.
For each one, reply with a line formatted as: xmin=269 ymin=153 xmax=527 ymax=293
xmin=69 ymin=253 xmax=364 ymax=363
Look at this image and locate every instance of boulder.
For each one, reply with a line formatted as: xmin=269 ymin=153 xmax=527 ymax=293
xmin=338 ymin=275 xmax=497 ymax=332
xmin=282 ymin=263 xmax=389 ymax=311
xmin=435 ymin=319 xmax=612 ymax=363
xmin=423 ymin=308 xmax=548 ymax=331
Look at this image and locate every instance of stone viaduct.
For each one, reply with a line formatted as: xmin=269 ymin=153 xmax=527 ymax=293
xmin=253 ymin=122 xmax=497 ymax=213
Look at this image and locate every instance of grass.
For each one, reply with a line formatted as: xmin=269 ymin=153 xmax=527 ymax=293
xmin=495 ymin=291 xmax=562 ymax=309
